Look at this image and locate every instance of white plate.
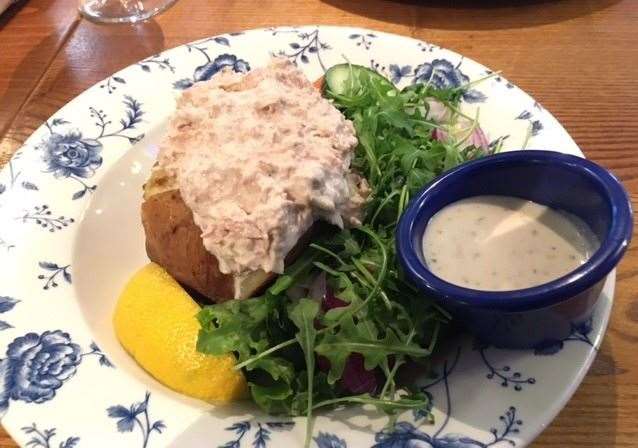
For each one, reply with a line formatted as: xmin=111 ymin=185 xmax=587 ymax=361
xmin=0 ymin=26 xmax=611 ymax=448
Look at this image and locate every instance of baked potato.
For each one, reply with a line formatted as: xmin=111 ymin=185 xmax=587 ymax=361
xmin=141 ymin=76 xmax=328 ymax=302
xmin=141 ymin=167 xmax=277 ymax=302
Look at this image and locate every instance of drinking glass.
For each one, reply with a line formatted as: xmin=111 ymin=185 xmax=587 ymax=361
xmin=79 ymin=0 xmax=178 ymax=23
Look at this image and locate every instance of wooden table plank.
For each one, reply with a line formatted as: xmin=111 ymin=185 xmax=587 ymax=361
xmin=1 ymin=0 xmax=637 ymax=446
xmin=0 ymin=0 xmax=79 ymax=139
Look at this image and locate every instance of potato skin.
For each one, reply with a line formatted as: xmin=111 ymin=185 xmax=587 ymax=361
xmin=141 ymin=189 xmax=238 ymax=302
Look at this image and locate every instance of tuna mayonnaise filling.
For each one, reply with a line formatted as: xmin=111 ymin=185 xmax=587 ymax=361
xmin=156 ymin=58 xmax=368 ymax=275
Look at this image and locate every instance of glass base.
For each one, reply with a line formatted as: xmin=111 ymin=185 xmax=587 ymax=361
xmin=79 ymin=0 xmax=178 ymax=23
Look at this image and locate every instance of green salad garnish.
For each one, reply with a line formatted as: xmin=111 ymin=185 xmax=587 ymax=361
xmin=196 ymin=63 xmax=499 ymax=446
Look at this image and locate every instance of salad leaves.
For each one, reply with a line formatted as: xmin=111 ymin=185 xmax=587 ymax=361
xmin=288 ymin=299 xmax=320 ymax=445
xmin=197 ymin=63 xmax=497 ymax=442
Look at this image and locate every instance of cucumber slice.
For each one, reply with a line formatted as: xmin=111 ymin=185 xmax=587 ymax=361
xmin=324 ymin=64 xmax=396 ymax=96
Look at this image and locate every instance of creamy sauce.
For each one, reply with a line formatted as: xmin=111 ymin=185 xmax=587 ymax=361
xmin=155 ymin=58 xmax=368 ymax=275
xmin=422 ymin=195 xmax=599 ymax=291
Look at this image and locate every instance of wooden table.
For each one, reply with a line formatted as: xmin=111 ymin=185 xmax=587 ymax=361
xmin=1 ymin=0 xmax=637 ymax=446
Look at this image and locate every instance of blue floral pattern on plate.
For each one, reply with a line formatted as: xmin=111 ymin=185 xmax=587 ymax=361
xmin=532 ymin=318 xmax=594 ymax=355
xmin=373 ymin=350 xmax=523 ymax=448
xmin=34 ymin=96 xmax=145 ymax=200
xmin=0 ymin=26 xmax=611 ymax=447
xmin=21 ymin=423 xmax=79 ymax=448
xmin=174 ymin=51 xmax=250 ymax=90
xmin=388 ymin=59 xmax=487 ymax=103
xmin=37 ymin=262 xmax=71 ymax=290
xmin=515 ymin=110 xmax=544 ymax=138
xmin=348 ymin=32 xmax=377 ymax=50
xmin=0 ymin=153 xmax=40 ymax=199
xmin=17 ymin=204 xmax=75 ymax=232
xmin=41 ymin=131 xmax=102 ymax=180
xmin=0 ymin=297 xmax=19 ymax=332
xmin=0 ymin=328 xmax=112 ymax=416
xmin=107 ymin=392 xmax=165 ymax=448
xmin=219 ymin=420 xmax=294 ymax=448
xmin=273 ymin=28 xmax=330 ymax=71
xmin=0 ymin=331 xmax=81 ymax=414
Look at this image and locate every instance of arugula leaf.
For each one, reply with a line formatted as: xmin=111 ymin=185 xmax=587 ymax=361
xmin=196 ymin=297 xmax=272 ymax=359
xmin=251 ymin=380 xmax=294 ymax=415
xmin=249 ymin=357 xmax=296 ymax=384
xmin=289 ymin=299 xmax=320 ymax=352
xmin=288 ymin=299 xmax=320 ymax=446
xmin=315 ymin=313 xmax=429 ymax=384
xmin=197 ymin=294 xmax=299 ymax=386
xmin=313 ymin=391 xmax=430 ymax=414
xmin=327 ymin=66 xmax=496 ymax=228
xmin=268 ymin=249 xmax=319 ymax=296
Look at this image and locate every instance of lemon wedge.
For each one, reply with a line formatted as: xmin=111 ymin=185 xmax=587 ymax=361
xmin=113 ymin=263 xmax=247 ymax=403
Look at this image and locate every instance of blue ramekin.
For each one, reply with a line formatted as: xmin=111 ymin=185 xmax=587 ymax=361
xmin=396 ymin=150 xmax=633 ymax=349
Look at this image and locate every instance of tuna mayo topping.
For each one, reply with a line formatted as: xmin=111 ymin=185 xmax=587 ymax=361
xmin=156 ymin=58 xmax=368 ymax=275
